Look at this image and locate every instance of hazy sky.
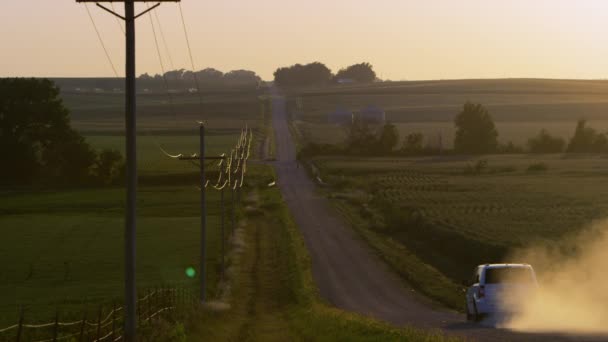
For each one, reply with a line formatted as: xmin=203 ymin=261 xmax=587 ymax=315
xmin=1 ymin=0 xmax=608 ymax=80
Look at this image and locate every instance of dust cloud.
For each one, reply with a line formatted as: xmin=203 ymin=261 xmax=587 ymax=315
xmin=499 ymin=220 xmax=608 ymax=335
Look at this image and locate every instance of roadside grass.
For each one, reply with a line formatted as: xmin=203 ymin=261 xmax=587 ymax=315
xmin=313 ymin=154 xmax=608 ymax=310
xmin=184 ymin=166 xmax=461 ymax=341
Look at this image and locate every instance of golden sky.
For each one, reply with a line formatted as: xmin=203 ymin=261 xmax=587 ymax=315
xmin=1 ymin=0 xmax=607 ymax=80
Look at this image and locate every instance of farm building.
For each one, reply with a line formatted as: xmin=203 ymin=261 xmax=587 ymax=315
xmin=328 ymin=108 xmax=354 ymax=125
xmin=358 ymin=105 xmax=386 ymax=124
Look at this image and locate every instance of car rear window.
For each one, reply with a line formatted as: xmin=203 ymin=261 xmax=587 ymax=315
xmin=484 ymin=267 xmax=534 ymax=284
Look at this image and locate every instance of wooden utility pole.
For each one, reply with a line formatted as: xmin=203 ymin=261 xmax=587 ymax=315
xmin=176 ymin=123 xmax=226 ymax=302
xmin=75 ymin=1 xmax=180 ymax=340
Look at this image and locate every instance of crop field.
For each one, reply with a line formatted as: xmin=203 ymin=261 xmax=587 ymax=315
xmin=0 ymin=89 xmax=266 ymax=325
xmin=314 ymin=154 xmax=608 ymax=307
xmin=288 ymin=79 xmax=608 ymax=148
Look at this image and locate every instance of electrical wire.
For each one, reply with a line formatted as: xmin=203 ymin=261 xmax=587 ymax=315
xmin=153 ymin=9 xmax=175 ymax=70
xmin=146 ymin=3 xmax=178 ymax=128
xmin=84 ymin=3 xmax=119 ymax=78
xmin=109 ymin=3 xmax=125 ymax=35
xmin=178 ymin=3 xmax=204 ymax=108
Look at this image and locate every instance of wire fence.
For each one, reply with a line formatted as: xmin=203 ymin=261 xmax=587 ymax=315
xmin=0 ymin=287 xmax=197 ymax=342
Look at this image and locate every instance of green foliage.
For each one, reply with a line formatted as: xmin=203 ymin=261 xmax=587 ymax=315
xmin=93 ymin=149 xmax=125 ymax=185
xmin=377 ymin=122 xmax=399 ymax=153
xmin=344 ymin=117 xmax=378 ymax=154
xmin=335 ymin=62 xmax=376 ymax=83
xmin=0 ymin=78 xmax=122 ymax=186
xmin=274 ymin=62 xmax=333 ymax=87
xmin=454 ymin=102 xmax=498 ymax=154
xmin=401 ymin=132 xmax=424 ymax=155
xmin=567 ymin=119 xmax=608 ymax=153
xmin=528 ymin=129 xmax=565 ymax=153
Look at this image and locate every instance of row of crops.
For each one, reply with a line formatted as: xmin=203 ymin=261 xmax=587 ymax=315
xmin=316 ymin=155 xmax=608 ymax=289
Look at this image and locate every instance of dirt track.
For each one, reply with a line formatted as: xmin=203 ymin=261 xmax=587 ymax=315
xmin=269 ymin=91 xmax=601 ymax=341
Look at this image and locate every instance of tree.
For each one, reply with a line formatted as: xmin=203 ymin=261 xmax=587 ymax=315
xmin=0 ymin=78 xmax=113 ymax=185
xmin=527 ymin=129 xmax=565 ymax=153
xmin=377 ymin=122 xmax=399 ymax=153
xmin=273 ymin=62 xmax=333 ymax=87
xmin=335 ymin=62 xmax=376 ymax=83
xmin=567 ymin=119 xmax=608 ymax=153
xmin=94 ymin=149 xmax=125 ymax=185
xmin=402 ymin=133 xmax=424 ymax=154
xmin=454 ymin=102 xmax=498 ymax=154
xmin=344 ymin=117 xmax=377 ymax=154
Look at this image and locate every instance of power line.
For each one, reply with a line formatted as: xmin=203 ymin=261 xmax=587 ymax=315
xmin=153 ymin=9 xmax=175 ymax=70
xmin=84 ymin=3 xmax=119 ymax=78
xmin=178 ymin=3 xmax=204 ymax=108
xmin=146 ymin=3 xmax=178 ymax=125
xmin=109 ymin=3 xmax=125 ymax=35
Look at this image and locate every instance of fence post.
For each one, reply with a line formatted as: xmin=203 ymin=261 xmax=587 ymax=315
xmin=79 ymin=311 xmax=87 ymax=342
xmin=96 ymin=306 xmax=102 ymax=341
xmin=16 ymin=307 xmax=24 ymax=342
xmin=111 ymin=302 xmax=117 ymax=342
xmin=52 ymin=310 xmax=59 ymax=342
xmin=137 ymin=292 xmax=141 ymax=327
xmin=221 ymin=187 xmax=225 ymax=278
xmin=147 ymin=289 xmax=151 ymax=323
xmin=231 ymin=186 xmax=236 ymax=235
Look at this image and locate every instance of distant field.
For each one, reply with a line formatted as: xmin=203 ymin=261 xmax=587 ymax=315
xmin=289 ymin=79 xmax=608 ymax=148
xmin=314 ymin=154 xmax=608 ymax=308
xmin=62 ymin=90 xmax=263 ymax=133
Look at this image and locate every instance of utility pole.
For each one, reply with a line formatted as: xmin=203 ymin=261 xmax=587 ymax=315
xmin=76 ymin=1 xmax=179 ymax=340
xmin=176 ymin=123 xmax=225 ymax=302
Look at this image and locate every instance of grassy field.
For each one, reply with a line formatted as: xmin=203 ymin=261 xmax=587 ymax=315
xmin=288 ymin=79 xmax=608 ymax=148
xmin=313 ymin=153 xmax=608 ymax=309
xmin=0 ymin=89 xmax=262 ymax=325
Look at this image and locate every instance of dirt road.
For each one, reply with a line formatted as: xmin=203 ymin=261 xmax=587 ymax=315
xmin=270 ymin=92 xmax=598 ymax=341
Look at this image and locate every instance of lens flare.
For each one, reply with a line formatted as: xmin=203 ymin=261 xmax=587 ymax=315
xmin=185 ymin=267 xmax=196 ymax=278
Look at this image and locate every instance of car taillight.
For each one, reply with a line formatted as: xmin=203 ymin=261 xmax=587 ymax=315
xmin=477 ymin=286 xmax=485 ymax=299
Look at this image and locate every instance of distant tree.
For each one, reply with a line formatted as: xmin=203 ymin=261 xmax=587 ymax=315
xmin=335 ymin=63 xmax=376 ymax=83
xmin=273 ymin=62 xmax=333 ymax=87
xmin=345 ymin=117 xmax=377 ymax=154
xmin=566 ymin=119 xmax=608 ymax=153
xmin=0 ymin=78 xmax=119 ymax=186
xmin=527 ymin=129 xmax=565 ymax=153
xmin=401 ymin=133 xmax=424 ymax=154
xmin=377 ymin=122 xmax=399 ymax=153
xmin=454 ymin=102 xmax=498 ymax=154
xmin=223 ymin=70 xmax=262 ymax=86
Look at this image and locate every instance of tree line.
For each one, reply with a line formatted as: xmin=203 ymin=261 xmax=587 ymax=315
xmin=139 ymin=68 xmax=262 ymax=89
xmin=273 ymin=62 xmax=377 ymax=87
xmin=299 ymin=101 xmax=608 ymax=158
xmin=0 ymin=78 xmax=124 ymax=187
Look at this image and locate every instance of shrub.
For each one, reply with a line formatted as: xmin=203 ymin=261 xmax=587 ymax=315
xmin=528 ymin=129 xmax=565 ymax=153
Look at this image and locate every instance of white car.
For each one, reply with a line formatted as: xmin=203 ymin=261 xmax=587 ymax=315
xmin=464 ymin=263 xmax=538 ymax=321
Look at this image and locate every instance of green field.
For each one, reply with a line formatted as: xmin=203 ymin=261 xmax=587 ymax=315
xmin=313 ymin=153 xmax=608 ymax=308
xmin=289 ymin=79 xmax=608 ymax=148
xmin=0 ymin=89 xmax=262 ymax=325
